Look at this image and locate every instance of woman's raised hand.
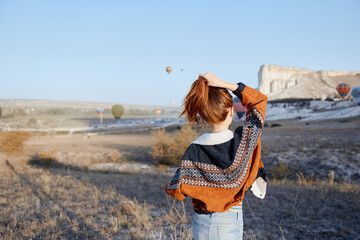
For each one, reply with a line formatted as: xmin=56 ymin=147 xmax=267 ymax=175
xmin=199 ymin=72 xmax=238 ymax=91
xmin=199 ymin=73 xmax=224 ymax=88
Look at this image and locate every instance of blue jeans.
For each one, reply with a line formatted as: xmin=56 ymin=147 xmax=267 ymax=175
xmin=192 ymin=211 xmax=243 ymax=240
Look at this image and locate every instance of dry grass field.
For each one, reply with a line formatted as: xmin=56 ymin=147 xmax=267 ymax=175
xmin=0 ymin=117 xmax=359 ymax=239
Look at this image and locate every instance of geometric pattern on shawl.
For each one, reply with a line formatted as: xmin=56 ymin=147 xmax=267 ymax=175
xmin=167 ymin=107 xmax=264 ymax=190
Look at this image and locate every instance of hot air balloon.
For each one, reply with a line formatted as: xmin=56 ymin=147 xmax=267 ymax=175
xmin=351 ymin=86 xmax=360 ymax=105
xmin=96 ymin=108 xmax=104 ymax=124
xmin=111 ymin=105 xmax=124 ymax=120
xmin=336 ymin=83 xmax=350 ymax=98
xmin=96 ymin=108 xmax=104 ymax=115
xmin=166 ymin=66 xmax=172 ymax=74
xmin=180 ymin=68 xmax=184 ymax=72
xmin=233 ymin=97 xmax=247 ymax=119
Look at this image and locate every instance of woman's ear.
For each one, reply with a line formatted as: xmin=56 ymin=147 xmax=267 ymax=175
xmin=230 ymin=107 xmax=233 ymax=117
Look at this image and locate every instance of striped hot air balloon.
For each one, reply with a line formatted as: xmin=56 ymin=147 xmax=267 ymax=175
xmin=96 ymin=108 xmax=104 ymax=115
xmin=96 ymin=109 xmax=104 ymax=124
xmin=336 ymin=83 xmax=351 ymax=98
xmin=233 ymin=97 xmax=247 ymax=119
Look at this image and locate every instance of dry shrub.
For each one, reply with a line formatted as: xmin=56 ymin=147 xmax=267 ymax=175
xmin=151 ymin=125 xmax=198 ymax=165
xmin=270 ymin=162 xmax=290 ymax=180
xmin=39 ymin=148 xmax=58 ymax=160
xmin=151 ymin=129 xmax=172 ymax=164
xmin=156 ymin=164 xmax=170 ymax=172
xmin=107 ymin=150 xmax=126 ymax=163
xmin=0 ymin=131 xmax=32 ymax=155
xmin=28 ymin=148 xmax=59 ymax=168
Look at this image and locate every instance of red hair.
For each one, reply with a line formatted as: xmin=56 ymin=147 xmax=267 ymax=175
xmin=181 ymin=78 xmax=233 ymax=125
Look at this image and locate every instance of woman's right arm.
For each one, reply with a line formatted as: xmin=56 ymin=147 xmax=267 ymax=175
xmin=199 ymin=73 xmax=239 ymax=92
xmin=199 ymin=72 xmax=267 ymax=123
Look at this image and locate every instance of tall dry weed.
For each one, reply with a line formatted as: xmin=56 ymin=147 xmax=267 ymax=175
xmin=151 ymin=126 xmax=198 ymax=165
xmin=0 ymin=131 xmax=32 ymax=155
xmin=158 ymin=198 xmax=190 ymax=228
xmin=39 ymin=172 xmax=53 ymax=195
xmin=167 ymin=225 xmax=193 ymax=240
xmin=328 ymin=170 xmax=335 ymax=185
xmin=244 ymin=230 xmax=257 ymax=240
xmin=296 ymin=171 xmax=318 ymax=185
xmin=118 ymin=199 xmax=155 ymax=239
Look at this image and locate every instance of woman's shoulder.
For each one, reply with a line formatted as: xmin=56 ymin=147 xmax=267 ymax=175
xmin=182 ymin=143 xmax=198 ymax=161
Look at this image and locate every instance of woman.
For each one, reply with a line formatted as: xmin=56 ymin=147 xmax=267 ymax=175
xmin=165 ymin=73 xmax=268 ymax=240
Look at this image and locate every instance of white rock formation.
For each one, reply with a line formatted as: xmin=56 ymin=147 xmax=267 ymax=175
xmin=258 ymin=65 xmax=360 ymax=100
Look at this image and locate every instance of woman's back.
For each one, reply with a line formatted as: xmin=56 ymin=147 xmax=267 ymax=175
xmin=165 ymin=73 xmax=268 ymax=239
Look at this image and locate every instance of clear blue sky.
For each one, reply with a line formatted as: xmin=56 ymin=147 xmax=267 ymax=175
xmin=1 ymin=0 xmax=359 ymax=106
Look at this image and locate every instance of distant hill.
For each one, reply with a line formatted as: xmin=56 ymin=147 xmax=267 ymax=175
xmin=0 ymin=98 xmax=179 ymax=110
xmin=0 ymin=99 xmax=182 ymax=118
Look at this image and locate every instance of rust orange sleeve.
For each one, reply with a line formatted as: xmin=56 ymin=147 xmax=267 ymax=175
xmin=165 ymin=183 xmax=186 ymax=200
xmin=235 ymin=84 xmax=268 ymax=122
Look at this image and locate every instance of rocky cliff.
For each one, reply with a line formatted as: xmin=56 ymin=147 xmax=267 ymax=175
xmin=258 ymin=65 xmax=360 ymax=100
